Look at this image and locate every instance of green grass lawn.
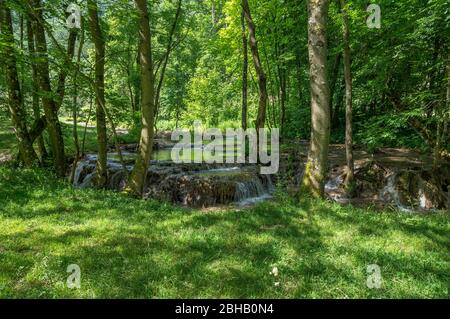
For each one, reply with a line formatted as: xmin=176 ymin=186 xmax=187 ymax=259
xmin=0 ymin=167 xmax=448 ymax=298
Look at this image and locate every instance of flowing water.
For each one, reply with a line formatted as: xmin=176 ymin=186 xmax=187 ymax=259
xmin=379 ymin=173 xmax=415 ymax=213
xmin=72 ymin=149 xmax=274 ymax=207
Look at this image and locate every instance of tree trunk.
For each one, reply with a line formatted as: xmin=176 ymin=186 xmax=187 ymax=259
xmin=243 ymin=0 xmax=267 ymax=131
xmin=296 ymin=51 xmax=303 ymax=105
xmin=134 ymin=48 xmax=141 ymax=112
xmin=126 ymin=36 xmax=135 ymax=113
xmin=278 ymin=65 xmax=287 ymax=135
xmin=30 ymin=0 xmax=66 ymax=176
xmin=69 ymin=21 xmax=85 ymax=184
xmin=340 ymin=0 xmax=354 ymax=195
xmin=55 ymin=30 xmax=77 ymax=108
xmin=434 ymin=52 xmax=450 ymax=165
xmin=26 ymin=19 xmax=47 ymax=159
xmin=241 ymin=8 xmax=248 ymax=130
xmin=0 ymin=1 xmax=38 ymax=166
xmin=88 ymin=0 xmax=108 ymax=188
xmin=21 ymin=2 xmax=77 ymax=151
xmin=300 ymin=0 xmax=331 ymax=198
xmin=154 ymin=0 xmax=182 ymax=128
xmin=127 ymin=0 xmax=156 ymax=196
xmin=329 ymin=52 xmax=341 ymax=130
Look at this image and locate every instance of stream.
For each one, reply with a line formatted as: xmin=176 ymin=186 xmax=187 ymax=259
xmin=72 ymin=148 xmax=275 ymax=207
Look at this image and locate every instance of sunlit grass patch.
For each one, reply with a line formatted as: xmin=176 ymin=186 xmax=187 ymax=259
xmin=0 ymin=167 xmax=448 ymax=298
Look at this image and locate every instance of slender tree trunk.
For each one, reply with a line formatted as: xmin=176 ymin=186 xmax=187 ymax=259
xmin=435 ymin=52 xmax=450 ymax=165
xmin=0 ymin=1 xmax=38 ymax=166
xmin=88 ymin=0 xmax=108 ymax=188
xmin=22 ymin=2 xmax=77 ymax=149
xmin=127 ymin=0 xmax=156 ymax=196
xmin=26 ymin=19 xmax=47 ymax=159
xmin=340 ymin=0 xmax=354 ymax=194
xmin=126 ymin=36 xmax=135 ymax=113
xmin=300 ymin=0 xmax=331 ymax=198
xmin=134 ymin=48 xmax=141 ymax=112
xmin=241 ymin=8 xmax=248 ymax=130
xmin=69 ymin=22 xmax=85 ymax=184
xmin=278 ymin=65 xmax=287 ymax=135
xmin=154 ymin=0 xmax=182 ymax=128
xmin=296 ymin=51 xmax=303 ymax=104
xmin=82 ymin=94 xmax=94 ymax=155
xmin=211 ymin=0 xmax=217 ymax=31
xmin=30 ymin=0 xmax=66 ymax=176
xmin=243 ymin=0 xmax=267 ymax=131
xmin=329 ymin=52 xmax=341 ymax=130
xmin=55 ymin=30 xmax=78 ymax=108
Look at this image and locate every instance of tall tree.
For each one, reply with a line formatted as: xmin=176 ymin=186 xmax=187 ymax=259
xmin=241 ymin=6 xmax=248 ymax=130
xmin=300 ymin=0 xmax=331 ymax=198
xmin=242 ymin=0 xmax=267 ymax=131
xmin=340 ymin=0 xmax=354 ymax=194
xmin=26 ymin=19 xmax=47 ymax=159
xmin=329 ymin=52 xmax=341 ymax=130
xmin=154 ymin=0 xmax=182 ymax=128
xmin=127 ymin=0 xmax=156 ymax=196
xmin=88 ymin=0 xmax=108 ymax=188
xmin=21 ymin=1 xmax=77 ymax=151
xmin=0 ymin=0 xmax=38 ymax=166
xmin=29 ymin=0 xmax=67 ymax=177
xmin=69 ymin=19 xmax=85 ymax=183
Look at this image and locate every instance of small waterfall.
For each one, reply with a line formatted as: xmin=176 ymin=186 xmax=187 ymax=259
xmin=325 ymin=174 xmax=350 ymax=204
xmin=72 ymin=151 xmax=274 ymax=206
xmin=419 ymin=188 xmax=427 ymax=209
xmin=73 ymin=162 xmax=86 ymax=185
xmin=380 ymin=173 xmax=414 ymax=213
xmin=79 ymin=171 xmax=95 ymax=189
xmin=234 ymin=175 xmax=273 ymax=206
xmin=73 ymin=161 xmax=95 ymax=186
xmin=325 ymin=175 xmax=343 ymax=192
xmin=108 ymin=170 xmax=128 ymax=191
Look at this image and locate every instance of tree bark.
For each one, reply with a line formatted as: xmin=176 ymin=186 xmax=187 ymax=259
xmin=278 ymin=62 xmax=287 ymax=135
xmin=300 ymin=0 xmax=331 ymax=198
xmin=340 ymin=0 xmax=354 ymax=194
xmin=434 ymin=52 xmax=450 ymax=165
xmin=69 ymin=21 xmax=85 ymax=184
xmin=241 ymin=7 xmax=248 ymax=130
xmin=134 ymin=48 xmax=141 ymax=112
xmin=26 ymin=19 xmax=47 ymax=159
xmin=154 ymin=0 xmax=182 ymax=128
xmin=30 ymin=0 xmax=67 ymax=176
xmin=0 ymin=1 xmax=38 ymax=166
xmin=243 ymin=0 xmax=267 ymax=131
xmin=329 ymin=52 xmax=341 ymax=130
xmin=22 ymin=3 xmax=77 ymax=148
xmin=127 ymin=0 xmax=156 ymax=196
xmin=88 ymin=0 xmax=108 ymax=188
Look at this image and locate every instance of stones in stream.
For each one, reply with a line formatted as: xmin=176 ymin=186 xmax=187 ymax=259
xmin=73 ymin=143 xmax=449 ymax=212
xmin=324 ymin=161 xmax=449 ymax=212
xmin=72 ymin=153 xmax=274 ymax=207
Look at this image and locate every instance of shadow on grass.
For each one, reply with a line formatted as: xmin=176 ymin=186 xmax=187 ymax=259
xmin=0 ymin=168 xmax=448 ymax=298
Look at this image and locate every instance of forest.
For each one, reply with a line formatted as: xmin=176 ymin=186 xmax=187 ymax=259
xmin=0 ymin=0 xmax=449 ymax=299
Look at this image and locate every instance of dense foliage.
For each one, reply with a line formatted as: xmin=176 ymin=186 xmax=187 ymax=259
xmin=1 ymin=0 xmax=448 ymax=151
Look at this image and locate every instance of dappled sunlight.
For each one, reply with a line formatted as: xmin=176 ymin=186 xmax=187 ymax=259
xmin=0 ymin=167 xmax=448 ymax=298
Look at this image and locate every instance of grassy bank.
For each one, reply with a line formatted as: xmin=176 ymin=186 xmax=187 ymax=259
xmin=0 ymin=167 xmax=448 ymax=298
xmin=0 ymin=118 xmax=135 ymax=159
